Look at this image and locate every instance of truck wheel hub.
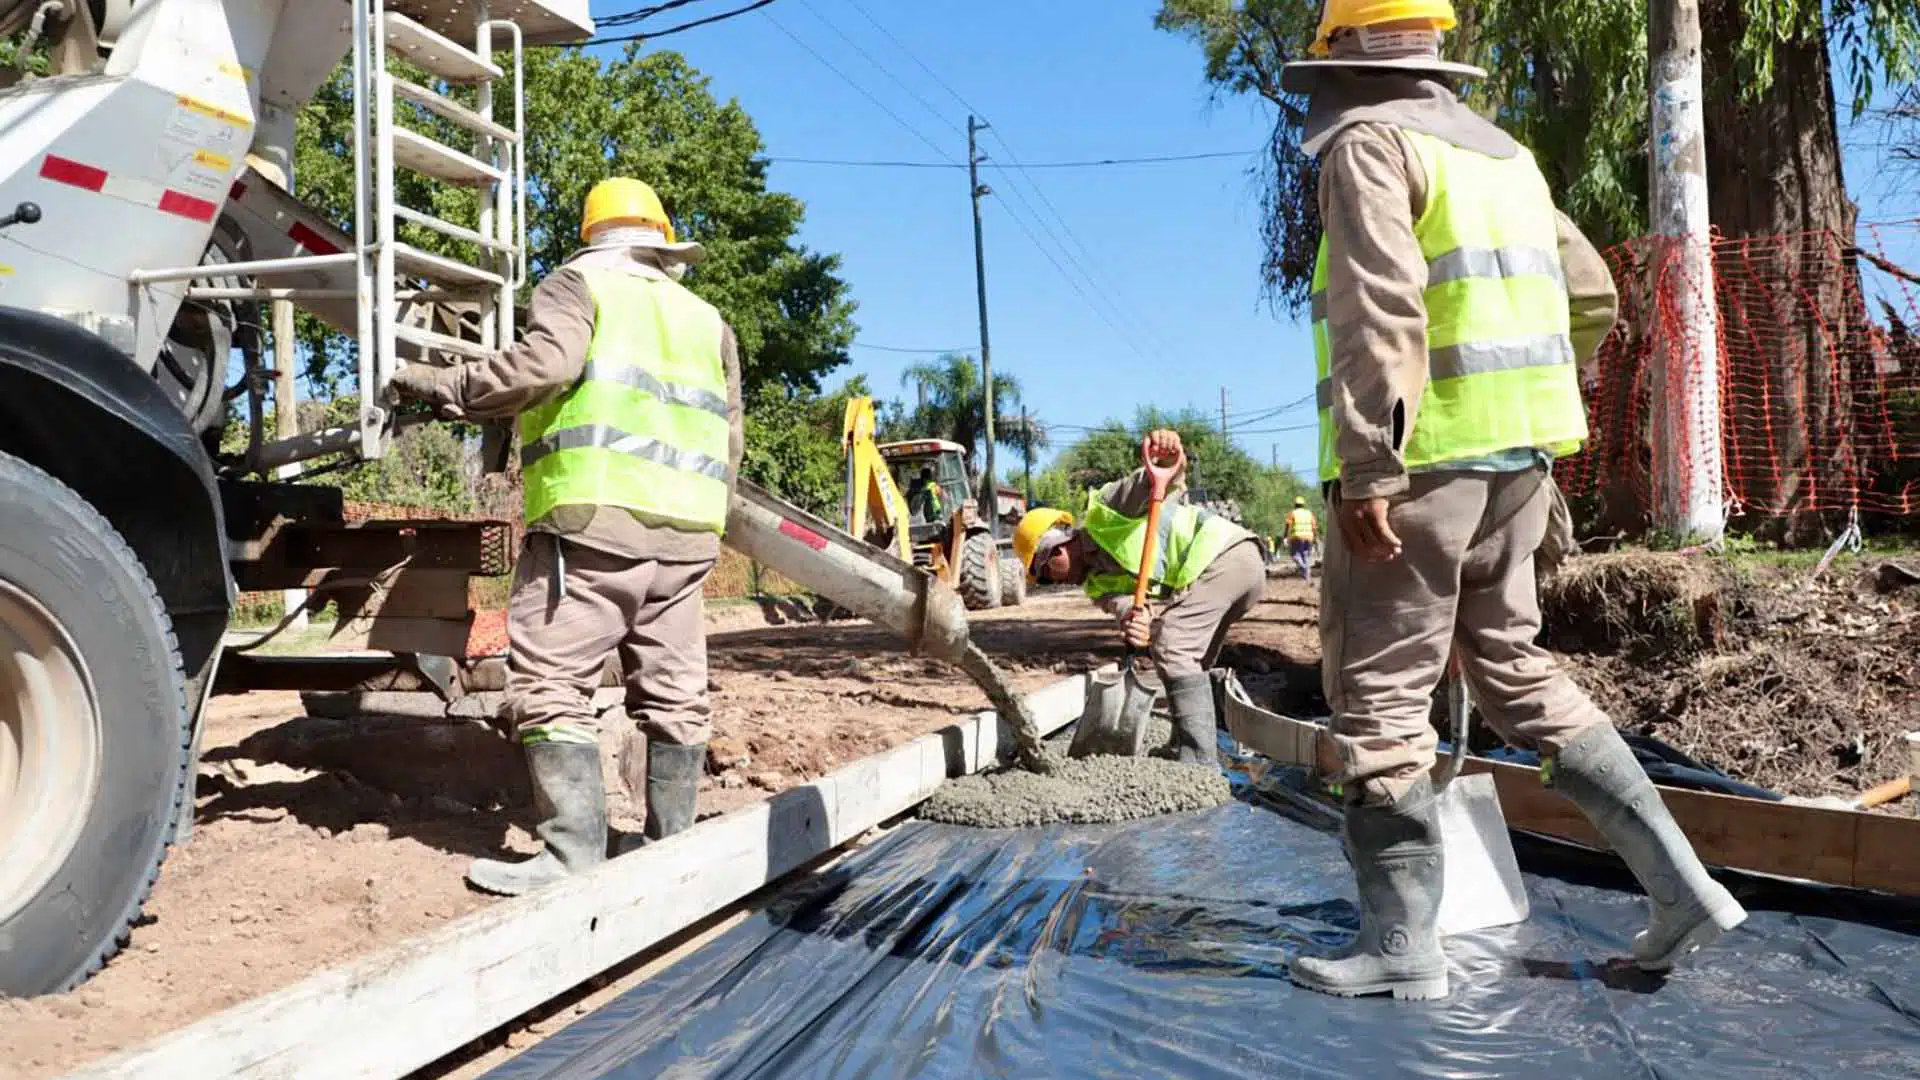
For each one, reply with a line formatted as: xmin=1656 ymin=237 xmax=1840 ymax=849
xmin=0 ymin=580 xmax=102 ymax=925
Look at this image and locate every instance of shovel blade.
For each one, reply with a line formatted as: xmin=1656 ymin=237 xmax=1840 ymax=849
xmin=1069 ymin=663 xmax=1155 ymax=759
xmin=1434 ymin=772 xmax=1530 ymax=937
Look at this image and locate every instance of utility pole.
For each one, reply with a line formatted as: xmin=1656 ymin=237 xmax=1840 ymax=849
xmin=1021 ymin=404 xmax=1034 ymax=504
xmin=273 ymin=300 xmax=307 ymax=631
xmin=1271 ymin=443 xmax=1278 ymax=469
xmin=1648 ymin=0 xmax=1724 ymax=544
xmin=969 ymin=115 xmax=998 ymax=538
xmin=1219 ymin=386 xmax=1229 ymax=436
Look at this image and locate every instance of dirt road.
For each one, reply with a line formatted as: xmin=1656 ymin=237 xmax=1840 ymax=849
xmin=0 ymin=578 xmax=1320 ymax=1079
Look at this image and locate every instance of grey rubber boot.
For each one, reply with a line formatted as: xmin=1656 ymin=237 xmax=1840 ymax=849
xmin=1288 ymin=775 xmax=1449 ymax=1001
xmin=467 ymin=740 xmax=608 ymax=897
xmin=1163 ymin=673 xmax=1219 ymax=767
xmin=644 ymin=741 xmax=706 ymax=840
xmin=1549 ymin=723 xmax=1748 ymax=970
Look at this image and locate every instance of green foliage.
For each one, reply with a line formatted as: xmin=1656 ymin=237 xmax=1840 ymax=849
xmin=1153 ymin=0 xmax=1920 ymax=313
xmin=897 ymin=353 xmax=1046 ymax=472
xmin=1241 ymin=465 xmax=1319 ymax=539
xmin=738 ymin=375 xmax=891 ymax=516
xmin=292 ymin=46 xmax=857 ymax=395
xmin=1053 ymin=407 xmax=1261 ymax=503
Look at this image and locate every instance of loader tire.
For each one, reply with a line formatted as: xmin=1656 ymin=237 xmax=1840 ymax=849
xmin=0 ymin=452 xmax=191 ymax=996
xmin=956 ymin=531 xmax=1001 ymax=611
xmin=998 ymin=554 xmax=1026 ymax=607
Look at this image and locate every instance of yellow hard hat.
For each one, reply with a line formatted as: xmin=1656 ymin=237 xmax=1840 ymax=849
xmin=1013 ymin=508 xmax=1074 ymax=581
xmin=580 ymin=177 xmax=676 ymax=243
xmin=1310 ymin=0 xmax=1456 ymax=56
xmin=1294 ymin=496 xmax=1308 ymax=507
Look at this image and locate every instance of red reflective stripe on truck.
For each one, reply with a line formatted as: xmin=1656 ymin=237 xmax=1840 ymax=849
xmin=40 ymin=155 xmax=107 ymax=191
xmin=158 ymin=190 xmax=218 ymax=223
xmin=777 ymin=520 xmax=829 ymax=551
xmin=288 ymin=222 xmax=342 ymax=255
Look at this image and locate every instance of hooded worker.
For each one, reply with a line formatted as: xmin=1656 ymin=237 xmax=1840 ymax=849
xmin=1011 ymin=428 xmax=1264 ymax=765
xmin=388 ymin=177 xmax=743 ymax=896
xmin=1283 ymin=0 xmax=1745 ymax=1000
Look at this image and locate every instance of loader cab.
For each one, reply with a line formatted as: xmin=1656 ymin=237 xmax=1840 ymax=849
xmin=878 ymin=440 xmax=972 ymax=541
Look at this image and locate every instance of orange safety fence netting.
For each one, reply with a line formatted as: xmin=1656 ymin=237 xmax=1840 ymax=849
xmin=1556 ymin=219 xmax=1920 ymax=530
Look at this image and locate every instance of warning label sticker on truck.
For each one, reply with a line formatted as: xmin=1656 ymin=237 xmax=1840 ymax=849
xmin=165 ymin=96 xmax=247 ymax=158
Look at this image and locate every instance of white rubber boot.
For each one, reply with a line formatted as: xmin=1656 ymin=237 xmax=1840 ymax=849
xmin=1289 ymin=776 xmax=1449 ymax=1001
xmin=1549 ymin=724 xmax=1748 ymax=970
xmin=466 ymin=741 xmax=607 ymax=896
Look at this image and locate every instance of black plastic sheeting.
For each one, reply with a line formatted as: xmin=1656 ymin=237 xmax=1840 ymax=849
xmin=487 ymin=780 xmax=1920 ymax=1079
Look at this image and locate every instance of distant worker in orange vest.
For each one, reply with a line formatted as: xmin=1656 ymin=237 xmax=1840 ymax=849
xmin=1284 ymin=496 xmax=1318 ymax=583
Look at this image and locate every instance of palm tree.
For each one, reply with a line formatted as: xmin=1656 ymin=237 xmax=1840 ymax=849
xmin=898 ymin=353 xmax=1048 ymax=478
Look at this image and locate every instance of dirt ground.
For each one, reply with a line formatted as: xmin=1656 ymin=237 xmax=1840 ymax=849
xmin=0 ymin=578 xmax=1319 ymax=1079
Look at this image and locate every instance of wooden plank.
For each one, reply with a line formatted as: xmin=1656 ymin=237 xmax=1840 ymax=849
xmin=1224 ymin=692 xmax=1920 ymax=896
xmin=67 ymin=674 xmax=1088 ymax=1080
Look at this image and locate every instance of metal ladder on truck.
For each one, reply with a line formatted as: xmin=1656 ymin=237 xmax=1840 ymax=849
xmin=127 ymin=0 xmax=529 ymax=466
xmin=358 ymin=0 xmax=527 ymax=459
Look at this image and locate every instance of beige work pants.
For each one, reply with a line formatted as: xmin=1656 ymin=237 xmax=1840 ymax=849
xmin=1151 ymin=539 xmax=1267 ymax=678
xmin=1319 ymin=468 xmax=1608 ymax=802
xmin=505 ymin=535 xmax=716 ymax=747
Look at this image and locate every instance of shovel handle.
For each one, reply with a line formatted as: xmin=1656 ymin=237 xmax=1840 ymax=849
xmin=1131 ymin=435 xmax=1182 ymax=611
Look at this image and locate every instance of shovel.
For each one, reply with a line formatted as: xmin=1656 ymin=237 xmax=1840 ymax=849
xmin=1069 ymin=436 xmax=1181 ymax=760
xmin=1432 ymin=658 xmax=1531 ymax=937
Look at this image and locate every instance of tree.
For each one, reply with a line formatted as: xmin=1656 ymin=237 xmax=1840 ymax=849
xmin=1053 ymin=407 xmax=1263 ymax=505
xmin=897 ymin=353 xmax=1046 ymax=474
xmin=292 ymin=46 xmax=858 ymax=397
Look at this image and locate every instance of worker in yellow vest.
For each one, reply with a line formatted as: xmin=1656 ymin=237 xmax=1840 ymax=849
xmin=1281 ymin=0 xmax=1744 ymax=1000
xmin=1283 ymin=496 xmax=1318 ymax=583
xmin=1010 ymin=429 xmax=1265 ymax=765
xmin=389 ymin=177 xmax=743 ymax=896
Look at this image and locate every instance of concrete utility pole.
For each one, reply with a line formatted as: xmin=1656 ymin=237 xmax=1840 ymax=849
xmin=1021 ymin=403 xmax=1034 ymax=504
xmin=1219 ymin=386 xmax=1229 ymax=436
xmin=1648 ymin=0 xmax=1724 ymax=543
xmin=969 ymin=115 xmax=998 ymax=538
xmin=273 ymin=299 xmax=307 ymax=631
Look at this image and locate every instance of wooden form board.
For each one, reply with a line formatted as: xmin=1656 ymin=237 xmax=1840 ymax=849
xmin=1222 ymin=692 xmax=1920 ymax=896
xmin=68 ymin=674 xmax=1089 ymax=1080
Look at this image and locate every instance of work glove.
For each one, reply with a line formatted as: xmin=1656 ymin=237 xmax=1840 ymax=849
xmin=1119 ymin=603 xmax=1154 ymax=650
xmin=387 ymin=364 xmax=467 ymax=421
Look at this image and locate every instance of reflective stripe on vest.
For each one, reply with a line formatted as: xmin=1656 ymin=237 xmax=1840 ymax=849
xmin=1079 ymin=481 xmax=1251 ymax=602
xmin=1310 ymin=128 xmax=1588 ymax=485
xmin=518 ymin=267 xmax=731 ymax=532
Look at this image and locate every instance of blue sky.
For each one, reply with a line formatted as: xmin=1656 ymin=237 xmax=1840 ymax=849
xmin=592 ymin=1 xmax=1917 ymax=481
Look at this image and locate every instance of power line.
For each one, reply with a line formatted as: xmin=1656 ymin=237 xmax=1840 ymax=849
xmin=852 ymin=341 xmax=971 ymax=354
xmin=795 ymin=0 xmax=956 ymax=138
xmin=764 ymin=150 xmax=1253 ymax=169
xmin=761 ymin=11 xmax=959 ymax=165
xmin=820 ymin=1 xmax=1184 ymax=368
xmin=574 ymin=0 xmax=778 ymax=44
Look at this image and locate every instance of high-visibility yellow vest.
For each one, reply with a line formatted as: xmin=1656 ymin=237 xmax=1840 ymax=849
xmin=1080 ymin=481 xmax=1252 ymax=603
xmin=1311 ymin=128 xmax=1588 ymax=485
xmin=518 ymin=267 xmax=731 ymax=532
xmin=1286 ymin=507 xmax=1317 ymax=542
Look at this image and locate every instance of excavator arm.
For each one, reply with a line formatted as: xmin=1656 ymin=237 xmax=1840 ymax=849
xmin=842 ymin=396 xmax=912 ymax=560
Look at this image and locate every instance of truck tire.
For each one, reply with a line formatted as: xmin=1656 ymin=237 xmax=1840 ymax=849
xmin=0 ymin=452 xmax=190 ymax=996
xmin=998 ymin=554 xmax=1026 ymax=607
xmin=955 ymin=531 xmax=1001 ymax=611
